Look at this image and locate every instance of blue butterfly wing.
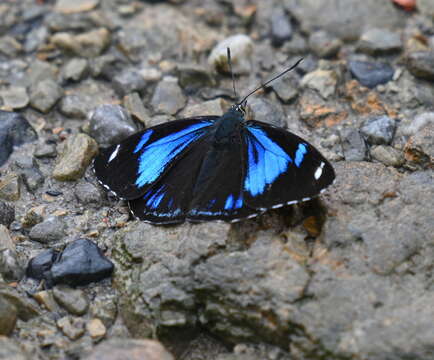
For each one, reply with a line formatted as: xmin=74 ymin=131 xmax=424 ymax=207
xmin=129 ymin=122 xmax=255 ymax=223
xmin=93 ymin=117 xmax=218 ymax=200
xmin=242 ymin=120 xmax=335 ymax=210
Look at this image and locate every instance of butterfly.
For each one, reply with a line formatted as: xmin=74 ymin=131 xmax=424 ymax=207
xmin=93 ymin=55 xmax=335 ymax=225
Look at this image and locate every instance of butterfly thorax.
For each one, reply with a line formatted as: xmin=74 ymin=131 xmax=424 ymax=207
xmin=212 ymin=107 xmax=244 ymax=146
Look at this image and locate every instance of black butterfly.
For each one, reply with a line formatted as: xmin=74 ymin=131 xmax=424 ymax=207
xmin=93 ymin=56 xmax=335 ymax=225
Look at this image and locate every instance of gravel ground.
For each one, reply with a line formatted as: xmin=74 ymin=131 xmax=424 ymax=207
xmin=0 ymin=0 xmax=433 ymax=359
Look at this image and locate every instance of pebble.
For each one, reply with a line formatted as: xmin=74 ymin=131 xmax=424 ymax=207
xmin=370 ymin=145 xmax=404 ymax=167
xmin=270 ymin=7 xmax=292 ymax=47
xmin=357 ymin=28 xmax=402 ymax=55
xmin=246 ymin=97 xmax=286 ymax=127
xmin=182 ymin=99 xmax=225 ymax=118
xmin=177 ymin=64 xmax=217 ymax=91
xmin=29 ymin=79 xmax=63 ymax=113
xmin=308 ymin=31 xmax=342 ymax=58
xmin=0 ymin=287 xmax=40 ymax=320
xmin=360 ymin=115 xmax=396 ymax=145
xmin=0 ymin=201 xmax=15 ymax=227
xmin=404 ymin=121 xmax=434 ymax=168
xmin=0 ymin=225 xmax=23 ymax=281
xmin=82 ymin=338 xmax=174 ymax=360
xmin=86 ymin=318 xmax=106 ymax=339
xmin=33 ymin=290 xmax=58 ymax=312
xmin=0 ymin=87 xmax=29 ymax=109
xmin=0 ymin=173 xmax=21 ymax=201
xmin=52 ymin=133 xmax=98 ymax=181
xmin=0 ymin=296 xmax=17 ymax=335
xmin=89 ymin=294 xmax=118 ymax=328
xmin=112 ymin=68 xmax=147 ymax=97
xmin=89 ymin=54 xmax=118 ymax=78
xmin=123 ymin=93 xmax=150 ymax=126
xmin=59 ymin=94 xmax=92 ymax=119
xmin=50 ymin=238 xmax=114 ymax=287
xmin=399 ymin=112 xmax=434 ymax=137
xmin=271 ymin=75 xmax=299 ymax=103
xmin=88 ymin=105 xmax=137 ymax=146
xmin=53 ymin=286 xmax=89 ymax=315
xmin=22 ymin=205 xmax=45 ymax=228
xmin=0 ymin=337 xmax=28 ymax=360
xmin=54 ymin=0 xmax=100 ymax=14
xmin=348 ymin=60 xmax=394 ymax=88
xmin=26 ymin=248 xmax=58 ymax=282
xmin=301 ymin=69 xmax=338 ymax=99
xmin=28 ymin=216 xmax=66 ymax=243
xmin=0 ymin=36 xmax=22 ymax=58
xmin=34 ymin=142 xmax=57 ymax=159
xmin=74 ymin=182 xmax=102 ymax=207
xmin=51 ymin=28 xmax=111 ymax=58
xmin=61 ymin=58 xmax=89 ymax=82
xmin=286 ymin=0 xmax=403 ymax=41
xmin=340 ymin=128 xmax=367 ymax=161
xmin=418 ymin=0 xmax=434 ymax=17
xmin=208 ymin=34 xmax=253 ymax=74
xmin=27 ymin=59 xmax=57 ymax=84
xmin=151 ymin=78 xmax=187 ymax=115
xmin=57 ymin=316 xmax=85 ymax=340
xmin=406 ymin=51 xmax=434 ymax=81
xmin=24 ymin=25 xmax=49 ymax=53
xmin=15 ymin=157 xmax=44 ymax=193
xmin=0 ymin=110 xmax=37 ymax=167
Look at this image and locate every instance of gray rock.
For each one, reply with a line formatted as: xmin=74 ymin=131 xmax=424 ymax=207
xmin=404 ymin=121 xmax=434 ymax=169
xmin=0 ymin=87 xmax=29 ymax=109
xmin=53 ymin=286 xmax=89 ymax=316
xmin=123 ymin=93 xmax=150 ymax=126
xmin=0 ymin=173 xmax=20 ymax=202
xmin=89 ymin=293 xmax=118 ymax=328
xmin=24 ymin=25 xmax=48 ymax=53
xmin=360 ymin=115 xmax=396 ymax=145
xmin=418 ymin=0 xmax=434 ymax=18
xmin=0 ymin=36 xmax=22 ymax=58
xmin=284 ymin=0 xmax=403 ymax=41
xmin=340 ymin=128 xmax=367 ymax=161
xmin=29 ymin=79 xmax=63 ymax=113
xmin=88 ymin=105 xmax=137 ymax=146
xmin=301 ymin=69 xmax=338 ymax=99
xmin=407 ymin=51 xmax=434 ymax=81
xmin=370 ymin=145 xmax=404 ymax=167
xmin=308 ymin=31 xmax=342 ymax=58
xmin=74 ymin=182 xmax=102 ymax=207
xmin=151 ymin=78 xmax=186 ymax=115
xmin=28 ymin=216 xmax=66 ymax=243
xmin=0 ymin=295 xmax=17 ymax=335
xmin=398 ymin=112 xmax=434 ymax=137
xmin=0 ymin=225 xmax=23 ymax=281
xmin=270 ymin=7 xmax=292 ymax=47
xmin=59 ymin=94 xmax=93 ymax=119
xmin=182 ymin=99 xmax=225 ymax=118
xmin=51 ymin=28 xmax=111 ymax=58
xmin=177 ymin=64 xmax=217 ymax=90
xmin=0 ymin=286 xmax=40 ymax=320
xmin=208 ymin=34 xmax=253 ymax=75
xmin=52 ymin=133 xmax=98 ymax=181
xmin=15 ymin=156 xmax=44 ymax=193
xmin=0 ymin=201 xmax=14 ymax=227
xmin=82 ymin=338 xmax=174 ymax=360
xmin=0 ymin=111 xmax=37 ymax=167
xmin=246 ymin=97 xmax=286 ymax=127
xmin=61 ymin=58 xmax=88 ymax=82
xmin=0 ymin=337 xmax=28 ymax=360
xmin=34 ymin=143 xmax=57 ymax=159
xmin=348 ymin=60 xmax=394 ymax=88
xmin=271 ymin=75 xmax=298 ymax=103
xmin=26 ymin=59 xmax=57 ymax=84
xmin=112 ymin=68 xmax=146 ymax=97
xmin=357 ymin=28 xmax=402 ymax=55
xmin=54 ymin=0 xmax=100 ymax=14
xmin=282 ymin=33 xmax=308 ymax=54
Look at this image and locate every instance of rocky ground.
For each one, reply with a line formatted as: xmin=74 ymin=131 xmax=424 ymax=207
xmin=0 ymin=0 xmax=433 ymax=359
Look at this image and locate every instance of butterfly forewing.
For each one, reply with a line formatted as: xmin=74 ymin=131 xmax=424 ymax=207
xmin=93 ymin=117 xmax=218 ymax=200
xmin=242 ymin=120 xmax=335 ymax=210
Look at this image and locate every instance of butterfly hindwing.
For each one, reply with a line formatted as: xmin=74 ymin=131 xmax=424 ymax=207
xmin=242 ymin=120 xmax=335 ymax=209
xmin=93 ymin=117 xmax=218 ymax=200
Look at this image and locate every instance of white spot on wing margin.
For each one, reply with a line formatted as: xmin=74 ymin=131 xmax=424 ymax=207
xmin=314 ymin=161 xmax=325 ymax=180
xmin=108 ymin=145 xmax=120 ymax=163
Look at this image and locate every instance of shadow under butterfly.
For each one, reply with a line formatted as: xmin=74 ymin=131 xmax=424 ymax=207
xmin=93 ymin=49 xmax=335 ymax=225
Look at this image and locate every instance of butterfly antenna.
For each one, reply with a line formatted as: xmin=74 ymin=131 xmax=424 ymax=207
xmin=227 ymin=47 xmax=237 ymax=99
xmin=237 ymin=58 xmax=303 ymax=107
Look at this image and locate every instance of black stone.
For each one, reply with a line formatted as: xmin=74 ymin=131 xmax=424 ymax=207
xmin=26 ymin=248 xmax=59 ymax=283
xmin=0 ymin=111 xmax=37 ymax=166
xmin=50 ymin=239 xmax=114 ymax=287
xmin=348 ymin=60 xmax=394 ymax=88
